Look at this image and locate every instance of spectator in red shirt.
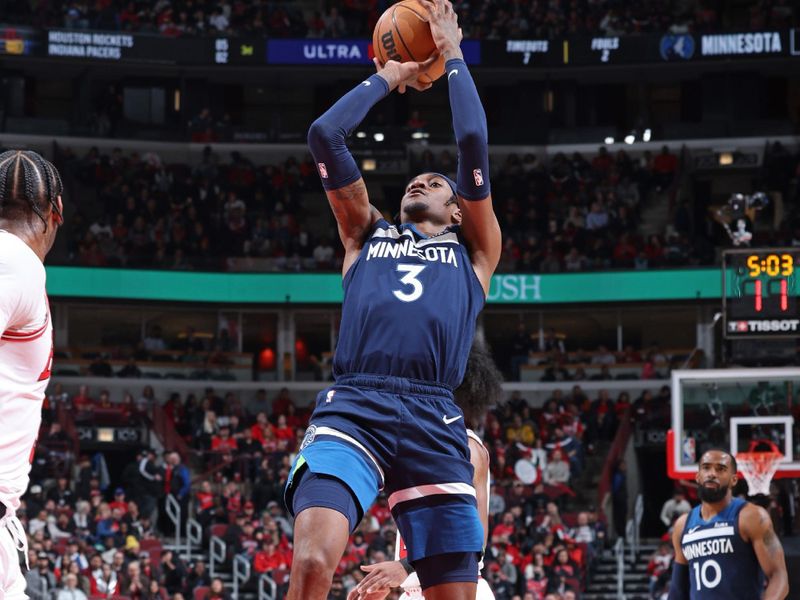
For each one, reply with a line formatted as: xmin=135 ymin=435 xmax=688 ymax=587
xmin=109 ymin=488 xmax=129 ymax=515
xmin=272 ymin=415 xmax=294 ymax=446
xmin=492 ymin=511 xmax=516 ymax=545
xmin=196 ymin=481 xmax=215 ymax=513
xmin=652 ymin=145 xmax=678 ymax=190
xmin=591 ymin=146 xmax=613 ymax=174
xmin=253 ymin=539 xmax=289 ymax=573
xmin=73 ymin=385 xmax=94 ymax=413
xmin=250 ymin=412 xmax=269 ymax=444
xmin=368 ymin=496 xmax=391 ymax=527
xmin=211 ymin=426 xmax=238 ymax=452
xmin=271 ymin=388 xmax=294 ymax=418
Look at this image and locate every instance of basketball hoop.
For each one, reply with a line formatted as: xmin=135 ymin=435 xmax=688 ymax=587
xmin=736 ymin=440 xmax=784 ymax=496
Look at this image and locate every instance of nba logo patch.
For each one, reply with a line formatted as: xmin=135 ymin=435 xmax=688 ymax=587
xmin=473 ymin=169 xmax=484 ymax=186
xmin=300 ymin=424 xmax=317 ymax=450
xmin=318 ymin=162 xmax=328 ymax=179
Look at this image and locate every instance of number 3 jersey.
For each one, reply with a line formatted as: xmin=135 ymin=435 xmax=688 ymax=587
xmin=334 ymin=220 xmax=485 ymax=388
xmin=680 ymin=497 xmax=764 ymax=599
xmin=0 ymin=231 xmax=52 ymax=512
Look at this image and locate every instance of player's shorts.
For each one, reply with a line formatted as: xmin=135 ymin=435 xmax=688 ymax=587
xmin=285 ymin=374 xmax=484 ymax=562
xmin=0 ymin=514 xmax=27 ymax=600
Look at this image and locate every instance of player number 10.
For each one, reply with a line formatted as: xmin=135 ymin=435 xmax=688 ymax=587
xmin=693 ymin=558 xmax=722 ymax=590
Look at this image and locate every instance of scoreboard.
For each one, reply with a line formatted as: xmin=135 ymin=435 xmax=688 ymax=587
xmin=723 ymin=248 xmax=800 ymax=338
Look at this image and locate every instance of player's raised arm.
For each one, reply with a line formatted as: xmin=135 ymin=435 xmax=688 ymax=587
xmin=307 ymin=58 xmax=435 ymax=276
xmin=668 ymin=513 xmax=690 ymax=600
xmin=741 ymin=504 xmax=789 ymax=600
xmin=422 ymin=0 xmax=501 ymax=295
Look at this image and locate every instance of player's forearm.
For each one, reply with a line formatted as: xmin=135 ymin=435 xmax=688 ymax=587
xmin=762 ymin=573 xmax=789 ymax=600
xmin=445 ymin=58 xmax=490 ymax=201
xmin=307 ymin=74 xmax=389 ymax=191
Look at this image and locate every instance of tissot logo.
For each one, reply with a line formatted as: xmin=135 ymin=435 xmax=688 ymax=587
xmin=729 ymin=319 xmax=800 ymax=333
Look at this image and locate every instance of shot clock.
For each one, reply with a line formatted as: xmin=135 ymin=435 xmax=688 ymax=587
xmin=723 ymin=248 xmax=799 ymax=338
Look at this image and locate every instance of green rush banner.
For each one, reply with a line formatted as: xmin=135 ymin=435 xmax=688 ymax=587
xmin=46 ymin=267 xmax=723 ymax=305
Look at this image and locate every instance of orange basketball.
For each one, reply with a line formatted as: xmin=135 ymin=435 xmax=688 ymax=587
xmin=372 ymin=0 xmax=446 ymax=85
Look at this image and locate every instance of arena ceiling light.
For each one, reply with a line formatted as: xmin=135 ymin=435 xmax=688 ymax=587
xmin=356 ymin=131 xmax=367 ymax=138
xmin=373 ymin=132 xmax=385 ymax=142
xmin=643 ymin=128 xmax=652 ymax=142
xmin=624 ymin=134 xmax=635 ymax=145
xmin=604 ymin=136 xmax=615 ymax=145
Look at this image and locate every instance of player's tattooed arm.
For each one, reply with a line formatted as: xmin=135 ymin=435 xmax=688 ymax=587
xmin=743 ymin=505 xmax=789 ymax=600
xmin=325 ymin=178 xmax=382 ymax=275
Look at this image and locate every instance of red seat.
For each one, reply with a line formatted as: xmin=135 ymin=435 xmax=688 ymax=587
xmin=139 ymin=539 xmax=162 ymax=553
xmin=193 ymin=586 xmax=210 ymax=600
xmin=210 ymin=523 xmax=228 ymax=538
xmin=271 ymin=568 xmax=290 ymax=585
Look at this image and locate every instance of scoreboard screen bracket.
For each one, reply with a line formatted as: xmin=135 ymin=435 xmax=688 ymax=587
xmin=722 ymin=248 xmax=800 ymax=339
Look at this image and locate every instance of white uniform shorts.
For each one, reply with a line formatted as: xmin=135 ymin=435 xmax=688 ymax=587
xmin=399 ymin=576 xmax=495 ymax=600
xmin=0 ymin=519 xmax=27 ymax=600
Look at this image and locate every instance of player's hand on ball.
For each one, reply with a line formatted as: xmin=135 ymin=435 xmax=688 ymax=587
xmin=419 ymin=0 xmax=463 ymax=60
xmin=373 ymin=56 xmax=437 ymax=93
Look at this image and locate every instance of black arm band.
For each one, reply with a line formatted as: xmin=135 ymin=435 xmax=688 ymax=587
xmin=399 ymin=557 xmax=414 ymax=575
xmin=668 ymin=562 xmax=690 ymax=600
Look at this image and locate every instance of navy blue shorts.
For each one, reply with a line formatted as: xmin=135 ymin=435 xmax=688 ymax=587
xmin=285 ymin=374 xmax=484 ymax=562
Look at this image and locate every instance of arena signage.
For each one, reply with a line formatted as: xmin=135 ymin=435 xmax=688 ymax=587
xmin=1 ymin=28 xmax=796 ymax=67
xmin=46 ymin=267 xmax=722 ymax=305
xmin=47 ymin=30 xmax=134 ymax=59
xmin=700 ymin=31 xmax=782 ymax=57
xmin=483 ymin=30 xmax=797 ymax=67
xmin=267 ymin=39 xmax=372 ymax=64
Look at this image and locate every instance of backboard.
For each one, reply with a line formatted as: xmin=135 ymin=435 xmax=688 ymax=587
xmin=668 ymin=368 xmax=800 ymax=480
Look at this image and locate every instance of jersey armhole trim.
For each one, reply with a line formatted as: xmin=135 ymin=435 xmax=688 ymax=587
xmin=1 ymin=314 xmax=49 ymax=342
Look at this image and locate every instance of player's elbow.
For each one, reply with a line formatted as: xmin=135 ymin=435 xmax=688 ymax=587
xmin=455 ymin=125 xmax=488 ymax=153
xmin=307 ymin=119 xmax=339 ymax=149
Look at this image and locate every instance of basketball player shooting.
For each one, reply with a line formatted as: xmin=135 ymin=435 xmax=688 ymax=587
xmin=347 ymin=341 xmax=503 ymax=600
xmin=283 ymin=0 xmax=501 ymax=598
xmin=669 ymin=449 xmax=789 ymax=600
xmin=0 ymin=151 xmax=63 ymax=598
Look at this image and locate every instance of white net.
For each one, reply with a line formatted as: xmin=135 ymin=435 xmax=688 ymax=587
xmin=736 ymin=451 xmax=783 ymax=496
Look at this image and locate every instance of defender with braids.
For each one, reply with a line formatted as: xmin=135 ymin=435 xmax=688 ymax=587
xmin=0 ymin=150 xmax=64 ymax=597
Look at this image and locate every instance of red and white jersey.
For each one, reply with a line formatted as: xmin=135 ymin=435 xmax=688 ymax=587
xmin=0 ymin=230 xmax=52 ymax=512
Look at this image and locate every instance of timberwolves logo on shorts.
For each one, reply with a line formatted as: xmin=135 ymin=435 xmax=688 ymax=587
xmin=300 ymin=424 xmax=317 ymax=450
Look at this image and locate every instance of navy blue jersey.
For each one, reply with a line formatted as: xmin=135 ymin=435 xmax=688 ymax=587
xmin=680 ymin=498 xmax=764 ymax=599
xmin=333 ymin=219 xmax=485 ymax=389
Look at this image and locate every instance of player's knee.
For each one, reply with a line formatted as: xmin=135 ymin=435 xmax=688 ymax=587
xmin=290 ymin=549 xmax=337 ymax=582
xmin=412 ymin=552 xmax=479 ymax=589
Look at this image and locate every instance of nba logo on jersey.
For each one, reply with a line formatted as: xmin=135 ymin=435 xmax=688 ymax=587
xmin=473 ymin=169 xmax=483 ymax=186
xmin=318 ymin=162 xmax=328 ymax=178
